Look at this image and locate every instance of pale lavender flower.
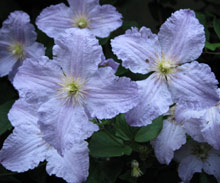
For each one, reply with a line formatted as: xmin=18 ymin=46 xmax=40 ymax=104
xmin=175 ymin=141 xmax=220 ymax=183
xmin=0 ymin=99 xmax=92 ymax=183
xmin=99 ymin=54 xmax=119 ymax=73
xmin=111 ymin=9 xmax=219 ymax=127
xmin=175 ymin=89 xmax=220 ymax=150
xmin=36 ymin=0 xmax=122 ymax=38
xmin=151 ymin=106 xmax=205 ymax=165
xmin=13 ymin=28 xmax=139 ymax=155
xmin=0 ymin=11 xmax=45 ymax=79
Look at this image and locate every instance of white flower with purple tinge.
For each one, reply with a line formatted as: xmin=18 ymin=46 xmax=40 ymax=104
xmin=0 ymin=11 xmax=45 ymax=79
xmin=175 ymin=89 xmax=220 ymax=151
xmin=151 ymin=105 xmax=205 ymax=165
xmin=111 ymin=9 xmax=219 ymax=127
xmin=0 ymin=99 xmax=91 ymax=183
xmin=36 ymin=0 xmax=122 ymax=38
xmin=13 ymin=28 xmax=139 ymax=155
xmin=175 ymin=141 xmax=220 ymax=183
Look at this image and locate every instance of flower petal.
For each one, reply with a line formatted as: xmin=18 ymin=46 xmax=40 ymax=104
xmin=0 ymin=54 xmax=17 ymax=77
xmin=67 ymin=0 xmax=99 ymax=13
xmin=0 ymin=125 xmax=49 ymax=172
xmin=111 ymin=27 xmax=161 ymax=74
xmin=200 ymin=106 xmax=220 ymax=150
xmin=36 ymin=3 xmax=74 ymax=38
xmin=158 ymin=9 xmax=205 ymax=64
xmin=99 ymin=54 xmax=119 ymax=73
xmin=8 ymin=99 xmax=39 ymax=127
xmin=203 ymin=150 xmax=220 ymax=181
xmin=46 ymin=141 xmax=89 ymax=183
xmin=38 ymin=98 xmax=98 ymax=155
xmin=13 ymin=56 xmax=63 ymax=103
xmin=84 ymin=67 xmax=139 ymax=119
xmin=1 ymin=11 xmax=37 ymax=45
xmin=53 ymin=28 xmax=102 ymax=78
xmin=168 ymin=61 xmax=219 ymax=110
xmin=126 ymin=73 xmax=172 ymax=126
xmin=152 ymin=119 xmax=186 ymax=165
xmin=177 ymin=155 xmax=203 ymax=182
xmin=88 ymin=4 xmax=122 ymax=38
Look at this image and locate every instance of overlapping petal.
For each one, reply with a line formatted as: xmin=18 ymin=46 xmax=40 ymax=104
xmin=168 ymin=61 xmax=219 ymax=110
xmin=36 ymin=4 xmax=74 ymax=38
xmin=67 ymin=0 xmax=99 ymax=13
xmin=178 ymin=155 xmax=203 ymax=182
xmin=111 ymin=27 xmax=161 ymax=74
xmin=125 ymin=73 xmax=172 ymax=126
xmin=13 ymin=56 xmax=62 ymax=103
xmin=88 ymin=5 xmax=122 ymax=38
xmin=46 ymin=141 xmax=89 ymax=183
xmin=85 ymin=67 xmax=139 ymax=119
xmin=38 ymin=98 xmax=98 ymax=155
xmin=158 ymin=9 xmax=205 ymax=64
xmin=152 ymin=119 xmax=186 ymax=165
xmin=0 ymin=54 xmax=17 ymax=77
xmin=0 ymin=125 xmax=50 ymax=172
xmin=200 ymin=106 xmax=220 ymax=150
xmin=53 ymin=28 xmax=102 ymax=78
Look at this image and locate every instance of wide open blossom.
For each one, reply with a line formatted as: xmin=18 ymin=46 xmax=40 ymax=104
xmin=111 ymin=9 xmax=219 ymax=127
xmin=175 ymin=89 xmax=220 ymax=151
xmin=0 ymin=11 xmax=45 ymax=79
xmin=36 ymin=0 xmax=122 ymax=38
xmin=151 ymin=106 xmax=205 ymax=165
xmin=13 ymin=28 xmax=139 ymax=155
xmin=175 ymin=141 xmax=220 ymax=183
xmin=0 ymin=99 xmax=94 ymax=183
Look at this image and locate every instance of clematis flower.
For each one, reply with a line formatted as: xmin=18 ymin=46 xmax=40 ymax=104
xmin=0 ymin=99 xmax=94 ymax=183
xmin=36 ymin=0 xmax=122 ymax=39
xmin=175 ymin=89 xmax=220 ymax=150
xmin=175 ymin=141 xmax=220 ymax=183
xmin=13 ymin=28 xmax=139 ymax=155
xmin=0 ymin=11 xmax=45 ymax=79
xmin=151 ymin=106 xmax=205 ymax=165
xmin=111 ymin=9 xmax=219 ymax=127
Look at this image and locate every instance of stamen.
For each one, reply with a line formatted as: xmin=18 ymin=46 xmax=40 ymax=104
xmin=74 ymin=15 xmax=89 ymax=29
xmin=9 ymin=42 xmax=25 ymax=59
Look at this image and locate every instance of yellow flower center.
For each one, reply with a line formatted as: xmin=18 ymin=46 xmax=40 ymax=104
xmin=75 ymin=17 xmax=89 ymax=29
xmin=9 ymin=42 xmax=24 ymax=59
xmin=57 ymin=76 xmax=87 ymax=105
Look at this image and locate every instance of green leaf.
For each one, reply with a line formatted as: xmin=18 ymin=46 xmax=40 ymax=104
xmin=134 ymin=116 xmax=163 ymax=142
xmin=114 ymin=114 xmax=138 ymax=141
xmin=87 ymin=158 xmax=123 ymax=183
xmin=0 ymin=100 xmax=14 ymax=135
xmin=213 ymin=18 xmax=220 ymax=40
xmin=205 ymin=41 xmax=220 ymax=51
xmin=89 ymin=130 xmax=132 ymax=157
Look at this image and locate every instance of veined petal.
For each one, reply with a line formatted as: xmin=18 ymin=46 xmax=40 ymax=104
xmin=111 ymin=27 xmax=161 ymax=74
xmin=36 ymin=3 xmax=74 ymax=38
xmin=168 ymin=61 xmax=219 ymax=110
xmin=183 ymin=118 xmax=205 ymax=142
xmin=38 ymin=98 xmax=98 ymax=155
xmin=178 ymin=155 xmax=203 ymax=182
xmin=201 ymin=106 xmax=220 ymax=150
xmin=13 ymin=56 xmax=63 ymax=103
xmin=99 ymin=54 xmax=119 ymax=73
xmin=126 ymin=73 xmax=173 ymax=126
xmin=8 ymin=99 xmax=39 ymax=127
xmin=53 ymin=28 xmax=102 ymax=78
xmin=203 ymin=150 xmax=220 ymax=182
xmin=67 ymin=0 xmax=99 ymax=13
xmin=84 ymin=67 xmax=139 ymax=119
xmin=88 ymin=4 xmax=122 ymax=38
xmin=1 ymin=11 xmax=37 ymax=45
xmin=24 ymin=42 xmax=45 ymax=59
xmin=158 ymin=9 xmax=205 ymax=64
xmin=0 ymin=125 xmax=50 ymax=172
xmin=152 ymin=119 xmax=186 ymax=165
xmin=0 ymin=54 xmax=17 ymax=77
xmin=46 ymin=141 xmax=89 ymax=183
